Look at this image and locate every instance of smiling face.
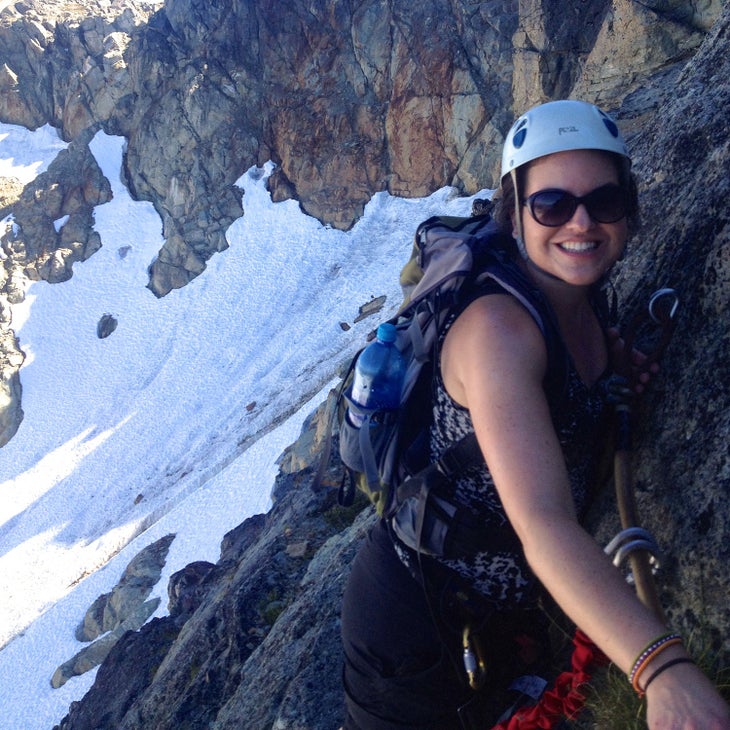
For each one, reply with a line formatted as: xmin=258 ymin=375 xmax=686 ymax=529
xmin=517 ymin=149 xmax=629 ymax=287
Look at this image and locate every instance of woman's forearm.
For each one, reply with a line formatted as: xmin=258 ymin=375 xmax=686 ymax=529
xmin=520 ymin=513 xmax=674 ymax=674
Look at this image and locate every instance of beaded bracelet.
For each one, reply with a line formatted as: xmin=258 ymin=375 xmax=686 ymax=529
xmin=641 ymin=657 xmax=695 ymax=694
xmin=629 ymin=632 xmax=683 ymax=695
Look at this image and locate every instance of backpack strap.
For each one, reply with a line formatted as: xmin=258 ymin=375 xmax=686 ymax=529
xmin=475 ymin=256 xmax=569 ymax=399
xmin=391 ymin=432 xmax=523 ymax=558
xmin=395 ymin=432 xmax=482 ymax=505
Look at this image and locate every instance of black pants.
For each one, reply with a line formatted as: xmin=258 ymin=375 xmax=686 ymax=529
xmin=341 ymin=520 xmax=552 ymax=730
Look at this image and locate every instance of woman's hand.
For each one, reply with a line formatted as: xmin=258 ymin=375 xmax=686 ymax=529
xmin=607 ymin=326 xmax=660 ymax=395
xmin=645 ymin=659 xmax=730 ymax=729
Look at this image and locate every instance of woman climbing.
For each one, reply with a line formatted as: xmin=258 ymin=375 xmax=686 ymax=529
xmin=339 ymin=100 xmax=730 ymax=730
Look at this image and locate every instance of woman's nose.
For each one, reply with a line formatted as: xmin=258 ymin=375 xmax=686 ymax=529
xmin=567 ymin=202 xmax=595 ymax=228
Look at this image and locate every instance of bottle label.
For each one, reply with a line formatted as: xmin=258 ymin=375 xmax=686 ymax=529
xmin=350 ymin=375 xmax=372 ymax=406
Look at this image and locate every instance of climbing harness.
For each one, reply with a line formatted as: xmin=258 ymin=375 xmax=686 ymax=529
xmin=605 ymin=287 xmax=679 ymax=621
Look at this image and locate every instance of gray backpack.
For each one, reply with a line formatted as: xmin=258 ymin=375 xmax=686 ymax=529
xmin=334 ymin=212 xmax=562 ymax=558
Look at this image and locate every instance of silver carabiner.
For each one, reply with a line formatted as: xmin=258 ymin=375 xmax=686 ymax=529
xmin=648 ymin=288 xmax=679 ymax=325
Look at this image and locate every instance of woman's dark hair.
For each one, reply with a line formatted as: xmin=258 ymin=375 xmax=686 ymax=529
xmin=491 ymin=152 xmax=641 ymax=236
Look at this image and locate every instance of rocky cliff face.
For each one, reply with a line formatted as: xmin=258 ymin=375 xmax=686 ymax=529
xmin=1 ymin=0 xmax=729 ymax=727
xmin=0 ymin=0 xmax=722 ymax=442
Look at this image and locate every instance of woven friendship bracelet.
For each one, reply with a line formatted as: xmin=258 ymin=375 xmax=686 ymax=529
xmin=629 ymin=632 xmax=676 ymax=683
xmin=631 ymin=637 xmax=684 ymax=694
xmin=629 ymin=632 xmax=683 ymax=693
xmin=641 ymin=657 xmax=696 ymax=695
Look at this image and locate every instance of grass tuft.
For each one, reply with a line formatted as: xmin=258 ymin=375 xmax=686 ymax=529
xmin=579 ymin=629 xmax=730 ymax=728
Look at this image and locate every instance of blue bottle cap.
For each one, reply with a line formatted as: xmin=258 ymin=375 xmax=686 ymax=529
xmin=376 ymin=323 xmax=396 ymax=343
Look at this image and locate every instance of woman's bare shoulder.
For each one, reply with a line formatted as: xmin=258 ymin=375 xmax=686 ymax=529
xmin=448 ymin=292 xmax=546 ymax=353
xmin=442 ymin=293 xmax=548 ymax=407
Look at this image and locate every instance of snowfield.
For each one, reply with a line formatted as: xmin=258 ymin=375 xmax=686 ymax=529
xmin=0 ymin=121 xmax=489 ymax=729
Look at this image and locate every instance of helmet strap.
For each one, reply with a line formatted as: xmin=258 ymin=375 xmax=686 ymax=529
xmin=510 ymin=169 xmax=524 ymax=250
xmin=511 ymin=169 xmax=569 ymax=285
xmin=511 ymin=168 xmax=534 ymax=265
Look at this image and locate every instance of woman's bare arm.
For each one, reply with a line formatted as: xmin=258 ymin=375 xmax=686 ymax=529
xmin=442 ymin=295 xmax=730 ymax=728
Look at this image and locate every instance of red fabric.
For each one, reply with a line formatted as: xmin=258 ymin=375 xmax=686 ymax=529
xmin=491 ymin=629 xmax=609 ymax=730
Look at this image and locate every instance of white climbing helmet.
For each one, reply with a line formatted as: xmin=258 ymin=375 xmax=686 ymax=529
xmin=500 ymin=100 xmax=631 ymax=180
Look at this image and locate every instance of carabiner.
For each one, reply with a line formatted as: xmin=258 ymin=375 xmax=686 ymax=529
xmin=462 ymin=624 xmax=487 ymax=690
xmin=620 ymin=288 xmax=680 ymax=383
xmin=648 ymin=288 xmax=679 ymax=326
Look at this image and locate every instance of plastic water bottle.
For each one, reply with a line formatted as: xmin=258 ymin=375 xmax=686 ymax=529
xmin=348 ymin=323 xmax=406 ymax=427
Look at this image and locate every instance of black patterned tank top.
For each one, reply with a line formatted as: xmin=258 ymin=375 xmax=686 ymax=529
xmin=393 ymin=281 xmax=612 ymax=610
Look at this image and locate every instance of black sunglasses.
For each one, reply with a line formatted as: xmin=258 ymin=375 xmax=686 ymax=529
xmin=523 ymin=184 xmax=629 ymax=227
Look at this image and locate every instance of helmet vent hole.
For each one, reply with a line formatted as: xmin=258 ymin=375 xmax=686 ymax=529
xmin=512 ymin=128 xmax=527 ymax=149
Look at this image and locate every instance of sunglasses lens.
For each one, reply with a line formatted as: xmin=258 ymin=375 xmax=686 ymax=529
xmin=527 ymin=185 xmax=628 ymax=226
xmin=530 ymin=190 xmax=576 ymax=226
xmin=585 ymin=185 xmax=628 ymax=223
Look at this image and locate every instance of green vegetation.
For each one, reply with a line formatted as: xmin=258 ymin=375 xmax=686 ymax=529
xmin=257 ymin=589 xmax=288 ymax=627
xmin=322 ymin=492 xmax=370 ymax=531
xmin=581 ymin=631 xmax=730 ymax=729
